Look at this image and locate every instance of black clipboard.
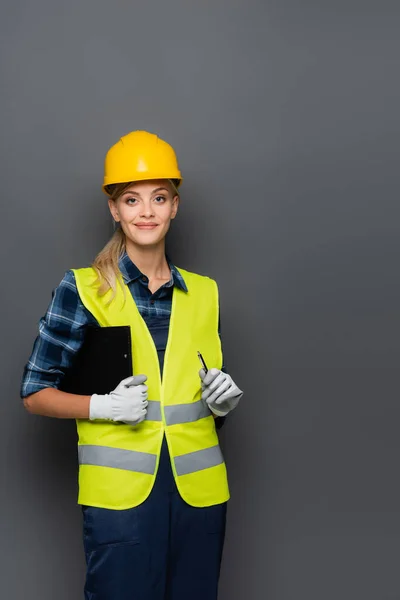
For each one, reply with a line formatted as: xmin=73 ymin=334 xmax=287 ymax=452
xmin=59 ymin=326 xmax=132 ymax=396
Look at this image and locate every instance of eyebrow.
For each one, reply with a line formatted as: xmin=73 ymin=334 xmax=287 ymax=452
xmin=121 ymin=187 xmax=170 ymax=198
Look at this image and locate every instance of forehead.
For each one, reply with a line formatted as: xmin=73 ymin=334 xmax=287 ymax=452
xmin=123 ymin=179 xmax=172 ymax=194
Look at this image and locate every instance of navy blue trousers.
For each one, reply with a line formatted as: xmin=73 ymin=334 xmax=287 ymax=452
xmin=82 ymin=438 xmax=227 ymax=600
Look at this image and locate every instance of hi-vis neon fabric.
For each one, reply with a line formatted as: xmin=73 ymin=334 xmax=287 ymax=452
xmin=73 ymin=267 xmax=230 ymax=510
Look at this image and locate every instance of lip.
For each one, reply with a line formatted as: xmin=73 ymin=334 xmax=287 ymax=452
xmin=135 ymin=223 xmax=158 ymax=229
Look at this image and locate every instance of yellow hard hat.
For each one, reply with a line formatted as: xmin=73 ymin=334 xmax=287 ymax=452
xmin=103 ymin=130 xmax=182 ymax=192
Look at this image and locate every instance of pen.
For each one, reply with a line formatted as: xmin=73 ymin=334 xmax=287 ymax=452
xmin=197 ymin=351 xmax=208 ymax=374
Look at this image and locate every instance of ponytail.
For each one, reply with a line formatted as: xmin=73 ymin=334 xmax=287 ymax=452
xmin=92 ymin=227 xmax=126 ymax=300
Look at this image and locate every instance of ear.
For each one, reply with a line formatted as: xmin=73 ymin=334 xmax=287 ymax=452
xmin=170 ymin=195 xmax=180 ymax=220
xmin=108 ymin=198 xmax=120 ymax=222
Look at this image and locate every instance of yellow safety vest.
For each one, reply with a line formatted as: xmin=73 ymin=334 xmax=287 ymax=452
xmin=73 ymin=266 xmax=230 ymax=510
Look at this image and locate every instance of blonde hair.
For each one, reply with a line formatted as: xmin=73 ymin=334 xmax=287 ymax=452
xmin=92 ymin=179 xmax=180 ymax=300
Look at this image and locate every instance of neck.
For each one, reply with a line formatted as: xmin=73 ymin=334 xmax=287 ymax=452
xmin=125 ymin=239 xmax=170 ymax=279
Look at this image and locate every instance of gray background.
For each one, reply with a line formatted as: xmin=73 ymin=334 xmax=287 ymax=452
xmin=1 ymin=1 xmax=399 ymax=599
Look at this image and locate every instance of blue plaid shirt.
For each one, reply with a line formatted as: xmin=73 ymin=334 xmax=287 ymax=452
xmin=21 ymin=253 xmax=223 ymax=398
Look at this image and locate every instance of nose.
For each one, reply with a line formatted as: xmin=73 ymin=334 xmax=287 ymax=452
xmin=140 ymin=200 xmax=154 ymax=218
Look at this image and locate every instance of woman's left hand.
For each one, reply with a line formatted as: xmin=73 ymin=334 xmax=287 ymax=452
xmin=199 ymin=368 xmax=243 ymax=417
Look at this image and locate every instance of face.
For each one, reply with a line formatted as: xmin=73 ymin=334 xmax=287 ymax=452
xmin=108 ymin=179 xmax=179 ymax=249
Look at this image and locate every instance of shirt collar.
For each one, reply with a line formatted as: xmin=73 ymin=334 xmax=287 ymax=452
xmin=118 ymin=251 xmax=188 ymax=293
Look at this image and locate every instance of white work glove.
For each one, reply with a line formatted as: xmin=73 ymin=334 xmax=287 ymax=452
xmin=89 ymin=375 xmax=148 ymax=425
xmin=199 ymin=368 xmax=243 ymax=417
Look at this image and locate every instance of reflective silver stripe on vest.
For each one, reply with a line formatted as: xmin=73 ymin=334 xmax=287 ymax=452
xmin=174 ymin=445 xmax=224 ymax=476
xmin=78 ymin=445 xmax=157 ymax=474
xmin=164 ymin=400 xmax=211 ymax=426
xmin=146 ymin=400 xmax=162 ymax=422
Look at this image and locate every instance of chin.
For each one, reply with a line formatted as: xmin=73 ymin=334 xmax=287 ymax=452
xmin=128 ymin=234 xmax=165 ymax=247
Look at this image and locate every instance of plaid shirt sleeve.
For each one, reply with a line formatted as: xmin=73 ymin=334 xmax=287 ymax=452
xmin=20 ymin=270 xmax=96 ymax=398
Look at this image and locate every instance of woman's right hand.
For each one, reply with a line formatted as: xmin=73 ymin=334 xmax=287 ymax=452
xmin=89 ymin=375 xmax=148 ymax=425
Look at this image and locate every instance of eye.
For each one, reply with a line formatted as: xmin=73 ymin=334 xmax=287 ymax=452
xmin=126 ymin=197 xmax=137 ymax=205
xmin=154 ymin=195 xmax=166 ymax=204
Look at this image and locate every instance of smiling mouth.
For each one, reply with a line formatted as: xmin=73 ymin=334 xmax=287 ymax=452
xmin=135 ymin=224 xmax=158 ymax=229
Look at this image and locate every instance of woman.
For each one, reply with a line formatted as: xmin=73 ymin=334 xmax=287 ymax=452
xmin=21 ymin=130 xmax=243 ymax=600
